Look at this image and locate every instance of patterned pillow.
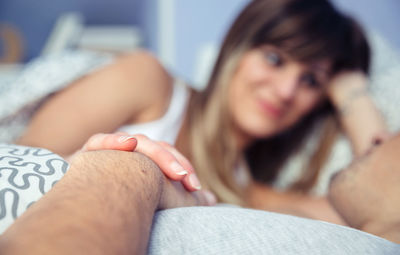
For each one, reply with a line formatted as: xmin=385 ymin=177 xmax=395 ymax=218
xmin=0 ymin=143 xmax=68 ymax=233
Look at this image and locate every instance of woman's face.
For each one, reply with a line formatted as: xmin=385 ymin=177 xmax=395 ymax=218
xmin=228 ymin=45 xmax=330 ymax=147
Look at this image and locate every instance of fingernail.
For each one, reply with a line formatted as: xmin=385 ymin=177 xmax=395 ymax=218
xmin=189 ymin=174 xmax=202 ymax=190
xmin=203 ymin=190 xmax=217 ymax=206
xmin=170 ymin=162 xmax=188 ymax=176
xmin=118 ymin=136 xmax=136 ymax=143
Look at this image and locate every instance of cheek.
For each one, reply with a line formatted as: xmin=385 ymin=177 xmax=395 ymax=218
xmin=295 ymin=91 xmax=323 ymax=115
xmin=235 ymin=52 xmax=274 ymax=86
xmin=229 ymin=84 xmax=256 ymax=123
xmin=282 ymin=92 xmax=323 ymax=127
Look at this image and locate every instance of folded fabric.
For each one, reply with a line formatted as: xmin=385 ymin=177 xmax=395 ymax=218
xmin=0 ymin=50 xmax=114 ymax=143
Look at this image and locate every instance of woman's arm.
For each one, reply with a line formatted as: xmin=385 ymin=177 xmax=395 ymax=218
xmin=247 ymin=182 xmax=346 ymax=225
xmin=247 ymin=72 xmax=388 ymax=224
xmin=327 ymin=71 xmax=389 ymax=156
xmin=17 ymin=50 xmax=173 ymax=157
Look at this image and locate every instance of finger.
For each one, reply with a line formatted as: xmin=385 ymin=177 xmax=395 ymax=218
xmin=158 ymin=141 xmax=201 ymax=192
xmin=157 ymin=142 xmax=195 ymax=173
xmin=114 ymin=131 xmax=131 ymax=136
xmin=132 ymin=134 xmax=189 ymax=181
xmin=194 ymin=190 xmax=217 ymax=206
xmin=170 ymin=190 xmax=214 ymax=208
xmin=159 ymin=179 xmax=216 ymax=210
xmin=82 ymin=133 xmax=137 ymax=152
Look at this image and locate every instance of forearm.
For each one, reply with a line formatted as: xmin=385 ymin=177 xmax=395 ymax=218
xmin=361 ymin=221 xmax=400 ymax=244
xmin=248 ymin=183 xmax=346 ymax=225
xmin=0 ymin=151 xmax=163 ymax=255
xmin=328 ymin=73 xmax=388 ymax=156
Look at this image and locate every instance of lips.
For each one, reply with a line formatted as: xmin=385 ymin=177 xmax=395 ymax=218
xmin=257 ymin=99 xmax=282 ymax=118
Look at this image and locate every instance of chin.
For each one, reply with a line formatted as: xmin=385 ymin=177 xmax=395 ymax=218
xmin=234 ymin=114 xmax=292 ymax=141
xmin=243 ymin=123 xmax=282 ymax=140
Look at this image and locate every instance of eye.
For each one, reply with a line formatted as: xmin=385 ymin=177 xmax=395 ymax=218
xmin=264 ymin=51 xmax=283 ymax=67
xmin=300 ymin=73 xmax=320 ymax=89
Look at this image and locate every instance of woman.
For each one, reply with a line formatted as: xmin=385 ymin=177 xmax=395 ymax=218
xmin=17 ymin=0 xmax=387 ymax=222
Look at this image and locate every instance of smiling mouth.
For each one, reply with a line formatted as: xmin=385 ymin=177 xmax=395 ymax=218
xmin=257 ymin=99 xmax=282 ymax=118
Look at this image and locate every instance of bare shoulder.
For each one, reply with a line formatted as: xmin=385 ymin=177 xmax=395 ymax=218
xmin=116 ymin=50 xmax=172 ymax=95
xmin=17 ymin=50 xmax=174 ymax=155
xmin=111 ymin=50 xmax=174 ymax=122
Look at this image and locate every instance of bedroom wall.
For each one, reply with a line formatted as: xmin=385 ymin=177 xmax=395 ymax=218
xmin=172 ymin=0 xmax=249 ymax=83
xmin=1 ymin=0 xmax=399 ymax=79
xmin=139 ymin=0 xmax=158 ymax=54
xmin=0 ymin=0 xmax=143 ymax=62
xmin=331 ymin=0 xmax=400 ymax=50
xmin=169 ymin=0 xmax=400 ymax=84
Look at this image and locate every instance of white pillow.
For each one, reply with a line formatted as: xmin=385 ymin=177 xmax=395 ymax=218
xmin=276 ymin=30 xmax=400 ymax=195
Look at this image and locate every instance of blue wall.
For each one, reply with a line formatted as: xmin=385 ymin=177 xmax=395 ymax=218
xmin=139 ymin=0 xmax=158 ymax=54
xmin=171 ymin=0 xmax=400 ymax=82
xmin=332 ymin=0 xmax=400 ymax=49
xmin=1 ymin=0 xmax=399 ymax=79
xmin=0 ymin=0 xmax=142 ymax=61
xmin=174 ymin=0 xmax=249 ymax=81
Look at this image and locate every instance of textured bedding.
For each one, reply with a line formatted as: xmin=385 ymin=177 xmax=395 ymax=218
xmin=0 ymin=50 xmax=114 ymax=143
xmin=0 ymin=143 xmax=68 ymax=233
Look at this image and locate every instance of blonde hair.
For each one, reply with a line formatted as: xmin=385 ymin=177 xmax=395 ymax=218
xmin=181 ymin=0 xmax=370 ymax=204
xmin=186 ymin=48 xmax=247 ymax=204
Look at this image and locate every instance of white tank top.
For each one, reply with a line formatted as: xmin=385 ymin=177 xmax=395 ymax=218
xmin=117 ymin=79 xmax=189 ymax=145
xmin=118 ymin=79 xmax=251 ymax=187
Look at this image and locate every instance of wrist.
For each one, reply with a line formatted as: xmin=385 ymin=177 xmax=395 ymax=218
xmin=327 ymin=71 xmax=368 ymax=107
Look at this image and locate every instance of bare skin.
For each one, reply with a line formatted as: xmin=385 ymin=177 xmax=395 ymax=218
xmin=247 ymin=182 xmax=346 ymax=225
xmin=326 ymin=71 xmax=389 ymax=156
xmin=16 ymin=51 xmax=388 ymax=224
xmin=94 ymin=132 xmax=400 ymax=243
xmin=17 ymin=51 xmax=174 ymax=157
xmin=246 ymin=70 xmax=388 ymax=225
xmin=0 ymin=145 xmax=215 ymax=255
xmin=2 ymin=132 xmax=399 ymax=255
xmin=329 ymin=133 xmax=400 ymax=243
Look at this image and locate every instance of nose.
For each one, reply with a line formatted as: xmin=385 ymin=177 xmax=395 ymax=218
xmin=274 ymin=64 xmax=301 ymax=102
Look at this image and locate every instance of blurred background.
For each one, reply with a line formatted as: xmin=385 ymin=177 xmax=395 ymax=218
xmin=1 ymin=0 xmax=399 ymax=87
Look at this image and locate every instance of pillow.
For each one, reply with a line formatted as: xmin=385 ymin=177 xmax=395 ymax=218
xmin=0 ymin=143 xmax=68 ymax=233
xmin=149 ymin=207 xmax=399 ymax=254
